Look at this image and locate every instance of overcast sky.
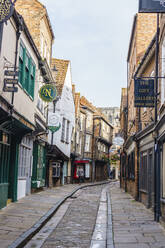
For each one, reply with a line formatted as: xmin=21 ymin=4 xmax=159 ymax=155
xmin=41 ymin=0 xmax=139 ymax=107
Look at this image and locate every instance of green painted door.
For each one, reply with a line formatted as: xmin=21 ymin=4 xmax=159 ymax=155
xmin=0 ymin=131 xmax=10 ymax=209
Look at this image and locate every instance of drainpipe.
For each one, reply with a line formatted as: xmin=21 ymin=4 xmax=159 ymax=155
xmin=136 ymin=140 xmax=140 ymax=201
xmin=92 ymin=117 xmax=95 ymax=182
xmin=0 ymin=23 xmax=4 ymax=55
xmin=11 ymin=18 xmax=22 ymax=109
xmin=154 ymin=13 xmax=160 ymax=222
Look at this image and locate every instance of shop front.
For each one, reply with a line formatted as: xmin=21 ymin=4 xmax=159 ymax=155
xmin=0 ymin=107 xmax=33 ymax=209
xmin=73 ymin=160 xmax=91 ymax=183
xmin=31 ymin=142 xmax=46 ymax=191
xmin=95 ymin=160 xmax=108 ymax=181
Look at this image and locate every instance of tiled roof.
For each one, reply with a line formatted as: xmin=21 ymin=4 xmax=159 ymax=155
xmin=80 ymin=96 xmax=112 ymax=128
xmin=80 ymin=96 xmax=96 ymax=113
xmin=51 ymin=58 xmax=70 ymax=96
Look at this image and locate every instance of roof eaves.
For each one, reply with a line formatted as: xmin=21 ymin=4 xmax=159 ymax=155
xmin=127 ymin=14 xmax=137 ymax=62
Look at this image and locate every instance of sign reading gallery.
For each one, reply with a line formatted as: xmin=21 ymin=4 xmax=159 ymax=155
xmin=134 ymin=79 xmax=155 ymax=107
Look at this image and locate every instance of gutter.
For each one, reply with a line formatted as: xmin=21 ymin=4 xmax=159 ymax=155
xmin=8 ymin=181 xmax=111 ymax=248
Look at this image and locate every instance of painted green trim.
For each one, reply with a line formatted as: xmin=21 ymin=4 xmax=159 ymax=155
xmin=22 ymin=47 xmax=26 ymax=88
xmin=18 ymin=44 xmax=36 ymax=99
xmin=8 ymin=138 xmax=19 ymax=202
xmin=32 ymin=143 xmax=46 ymax=189
xmin=0 ymin=183 xmax=8 ymax=209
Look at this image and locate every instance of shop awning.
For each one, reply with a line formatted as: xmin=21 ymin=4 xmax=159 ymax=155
xmin=74 ymin=160 xmax=90 ymax=164
xmin=0 ymin=117 xmax=33 ymax=136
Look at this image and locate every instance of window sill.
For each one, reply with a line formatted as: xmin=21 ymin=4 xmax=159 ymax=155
xmin=140 ymin=189 xmax=148 ymax=194
xmin=18 ymin=82 xmax=34 ymax=102
xmin=160 ymin=198 xmax=165 ymax=204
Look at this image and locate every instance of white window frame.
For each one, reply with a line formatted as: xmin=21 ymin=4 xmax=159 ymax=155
xmin=161 ymin=38 xmax=165 ymax=105
xmin=79 ymin=137 xmax=82 ymax=154
xmin=85 ymin=163 xmax=90 ymax=178
xmin=163 ymin=144 xmax=165 ymax=198
xmin=66 ymin=120 xmax=70 ymax=143
xmin=52 ymin=162 xmax=60 ymax=178
xmin=85 ymin=134 xmax=90 ymax=152
xmin=18 ymin=136 xmax=33 ymax=178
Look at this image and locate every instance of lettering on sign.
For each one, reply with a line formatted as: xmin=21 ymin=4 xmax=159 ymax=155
xmin=39 ymin=84 xmax=57 ymax=102
xmin=134 ymin=79 xmax=155 ymax=108
xmin=4 ymin=78 xmax=18 ymax=84
xmin=3 ymin=86 xmax=18 ymax=92
xmin=4 ymin=70 xmax=19 ymax=77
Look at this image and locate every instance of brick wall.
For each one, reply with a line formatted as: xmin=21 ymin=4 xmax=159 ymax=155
xmin=127 ymin=13 xmax=157 ymax=137
xmin=15 ymin=0 xmax=53 ymax=65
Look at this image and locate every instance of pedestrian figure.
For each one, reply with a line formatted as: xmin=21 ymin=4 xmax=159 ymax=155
xmin=78 ymin=168 xmax=84 ymax=184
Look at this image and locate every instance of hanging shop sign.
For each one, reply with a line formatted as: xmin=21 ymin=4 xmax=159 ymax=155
xmin=48 ymin=112 xmax=61 ymax=133
xmin=4 ymin=78 xmax=18 ymax=84
xmin=4 ymin=70 xmax=19 ymax=77
xmin=0 ymin=0 xmax=16 ymax=24
xmin=134 ymin=78 xmax=155 ymax=107
xmin=139 ymin=0 xmax=165 ymax=13
xmin=3 ymin=86 xmax=18 ymax=92
xmin=3 ymin=72 xmax=18 ymax=92
xmin=39 ymin=84 xmax=57 ymax=102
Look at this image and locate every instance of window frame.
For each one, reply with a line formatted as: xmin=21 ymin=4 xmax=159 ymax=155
xmin=18 ymin=41 xmax=36 ymax=100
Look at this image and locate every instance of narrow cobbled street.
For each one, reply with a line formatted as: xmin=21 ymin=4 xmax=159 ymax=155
xmin=110 ymin=182 xmax=165 ymax=248
xmin=0 ymin=181 xmax=165 ymax=248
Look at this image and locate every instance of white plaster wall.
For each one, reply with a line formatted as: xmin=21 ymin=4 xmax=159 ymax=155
xmin=0 ymin=17 xmax=39 ymax=125
xmin=48 ymin=62 xmax=75 ymax=158
xmin=17 ymin=179 xmax=26 ymax=200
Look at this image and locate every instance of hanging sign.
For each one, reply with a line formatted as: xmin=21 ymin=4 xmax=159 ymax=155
xmin=4 ymin=78 xmax=18 ymax=84
xmin=48 ymin=113 xmax=61 ymax=133
xmin=3 ymin=86 xmax=18 ymax=92
xmin=139 ymin=0 xmax=165 ymax=13
xmin=0 ymin=0 xmax=16 ymax=24
xmin=39 ymin=84 xmax=57 ymax=102
xmin=134 ymin=79 xmax=155 ymax=107
xmin=4 ymin=70 xmax=19 ymax=77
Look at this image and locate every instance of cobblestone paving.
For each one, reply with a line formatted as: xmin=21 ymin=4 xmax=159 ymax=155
xmin=109 ymin=182 xmax=165 ymax=248
xmin=42 ymin=185 xmax=105 ymax=248
xmin=0 ymin=184 xmax=81 ymax=248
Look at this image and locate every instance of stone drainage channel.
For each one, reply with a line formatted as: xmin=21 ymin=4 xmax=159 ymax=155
xmin=9 ymin=182 xmax=114 ymax=248
xmin=90 ymin=185 xmax=114 ymax=248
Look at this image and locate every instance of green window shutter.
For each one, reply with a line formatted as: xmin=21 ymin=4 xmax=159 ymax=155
xmin=22 ymin=47 xmax=26 ymax=88
xmin=19 ymin=43 xmax=36 ymax=99
xmin=30 ymin=63 xmax=36 ymax=99
xmin=28 ymin=57 xmax=32 ymax=95
xmin=18 ymin=45 xmax=24 ymax=86
xmin=25 ymin=53 xmax=30 ymax=93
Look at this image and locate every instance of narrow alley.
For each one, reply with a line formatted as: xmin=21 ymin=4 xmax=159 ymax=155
xmin=0 ymin=181 xmax=165 ymax=248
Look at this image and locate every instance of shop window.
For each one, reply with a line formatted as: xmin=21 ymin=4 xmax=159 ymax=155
xmin=78 ymin=137 xmax=82 ymax=154
xmin=85 ymin=134 xmax=90 ymax=152
xmin=161 ymin=38 xmax=165 ymax=105
xmin=163 ymin=144 xmax=165 ymax=198
xmin=140 ymin=152 xmax=148 ymax=191
xmin=37 ymin=145 xmax=45 ymax=180
xmin=127 ymin=151 xmax=135 ymax=180
xmin=85 ymin=163 xmax=90 ymax=178
xmin=19 ymin=42 xmax=36 ymax=99
xmin=18 ymin=136 xmax=33 ymax=178
xmin=0 ymin=131 xmax=10 ymax=184
xmin=52 ymin=162 xmax=60 ymax=178
xmin=61 ymin=118 xmax=66 ymax=142
xmin=66 ymin=120 xmax=70 ymax=143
